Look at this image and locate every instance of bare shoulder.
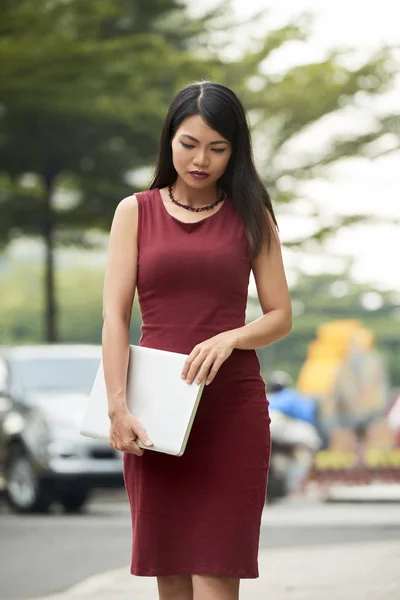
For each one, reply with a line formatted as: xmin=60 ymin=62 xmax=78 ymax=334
xmin=107 ymin=195 xmax=140 ymax=245
xmin=115 ymin=193 xmax=139 ymax=216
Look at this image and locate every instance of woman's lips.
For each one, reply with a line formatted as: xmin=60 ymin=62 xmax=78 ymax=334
xmin=189 ymin=171 xmax=210 ymax=180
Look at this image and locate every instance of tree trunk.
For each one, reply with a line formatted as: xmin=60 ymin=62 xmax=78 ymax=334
xmin=42 ymin=174 xmax=57 ymax=342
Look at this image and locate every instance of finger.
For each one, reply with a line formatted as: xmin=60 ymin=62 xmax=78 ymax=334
xmin=133 ymin=421 xmax=153 ymax=447
xmin=186 ymin=352 xmax=209 ymax=384
xmin=194 ymin=358 xmax=214 ymax=385
xmin=109 ymin=434 xmax=118 ymax=449
xmin=123 ymin=439 xmax=144 ymax=456
xmin=205 ymin=357 xmax=224 ymax=385
xmin=181 ymin=347 xmax=201 ymax=379
xmin=186 ymin=360 xmax=202 ymax=384
xmin=125 ymin=446 xmax=144 ymax=456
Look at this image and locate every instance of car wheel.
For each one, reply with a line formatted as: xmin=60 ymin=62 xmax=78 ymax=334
xmin=5 ymin=447 xmax=53 ymax=513
xmin=59 ymin=489 xmax=90 ymax=513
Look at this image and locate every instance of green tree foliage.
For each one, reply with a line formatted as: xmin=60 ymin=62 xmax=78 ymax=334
xmin=0 ymin=259 xmax=142 ymax=344
xmin=1 ymin=1 xmax=399 ymax=340
xmin=0 ymin=0 xmax=221 ymax=339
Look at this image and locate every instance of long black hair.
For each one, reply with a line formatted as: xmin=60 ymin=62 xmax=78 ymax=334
xmin=148 ymin=81 xmax=278 ymax=259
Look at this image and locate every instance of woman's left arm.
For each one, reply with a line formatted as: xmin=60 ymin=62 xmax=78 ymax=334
xmin=182 ymin=213 xmax=292 ymax=385
xmin=232 ymin=214 xmax=292 ymax=350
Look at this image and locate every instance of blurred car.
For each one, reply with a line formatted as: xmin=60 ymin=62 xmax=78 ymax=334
xmin=0 ymin=344 xmax=124 ymax=513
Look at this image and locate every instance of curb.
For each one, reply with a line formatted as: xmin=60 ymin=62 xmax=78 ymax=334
xmin=30 ymin=567 xmax=131 ymax=599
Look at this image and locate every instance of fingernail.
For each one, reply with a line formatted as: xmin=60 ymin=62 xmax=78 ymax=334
xmin=195 ymin=379 xmax=200 ymax=385
xmin=145 ymin=439 xmax=153 ymax=446
xmin=181 ymin=373 xmax=185 ymax=379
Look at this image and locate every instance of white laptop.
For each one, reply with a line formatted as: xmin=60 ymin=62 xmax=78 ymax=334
xmin=80 ymin=345 xmax=206 ymax=456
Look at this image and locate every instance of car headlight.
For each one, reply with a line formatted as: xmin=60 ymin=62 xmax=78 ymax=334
xmin=23 ymin=410 xmax=52 ymax=460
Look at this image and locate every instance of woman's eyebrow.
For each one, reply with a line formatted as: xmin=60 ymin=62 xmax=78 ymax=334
xmin=180 ymin=133 xmax=229 ymax=145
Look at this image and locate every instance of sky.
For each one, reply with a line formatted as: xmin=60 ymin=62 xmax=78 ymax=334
xmin=189 ymin=0 xmax=400 ymax=292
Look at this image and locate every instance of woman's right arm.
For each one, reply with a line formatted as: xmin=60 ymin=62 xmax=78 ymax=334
xmin=102 ymin=194 xmax=152 ymax=456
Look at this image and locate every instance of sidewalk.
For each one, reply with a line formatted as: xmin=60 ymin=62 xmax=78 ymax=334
xmin=38 ymin=539 xmax=400 ymax=600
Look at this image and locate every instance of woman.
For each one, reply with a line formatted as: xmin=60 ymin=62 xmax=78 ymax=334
xmin=102 ymin=81 xmax=292 ymax=600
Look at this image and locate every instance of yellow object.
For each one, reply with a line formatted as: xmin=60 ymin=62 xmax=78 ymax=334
xmin=297 ymin=319 xmax=388 ymax=419
xmin=297 ymin=360 xmax=339 ymax=396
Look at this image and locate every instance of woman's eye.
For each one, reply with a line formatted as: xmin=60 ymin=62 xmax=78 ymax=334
xmin=180 ymin=142 xmax=225 ymax=153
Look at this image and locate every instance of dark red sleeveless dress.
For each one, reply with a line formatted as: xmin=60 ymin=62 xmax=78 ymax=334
xmin=123 ymin=188 xmax=271 ymax=579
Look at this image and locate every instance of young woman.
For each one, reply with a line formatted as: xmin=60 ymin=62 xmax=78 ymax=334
xmin=102 ymin=81 xmax=292 ymax=600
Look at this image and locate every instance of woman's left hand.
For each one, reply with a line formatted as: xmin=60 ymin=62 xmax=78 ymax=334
xmin=181 ymin=331 xmax=237 ymax=386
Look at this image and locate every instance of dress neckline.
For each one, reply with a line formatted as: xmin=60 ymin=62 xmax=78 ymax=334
xmin=156 ymin=187 xmax=228 ymax=227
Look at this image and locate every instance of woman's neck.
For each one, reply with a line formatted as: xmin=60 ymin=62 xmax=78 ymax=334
xmin=171 ymin=178 xmax=220 ymax=208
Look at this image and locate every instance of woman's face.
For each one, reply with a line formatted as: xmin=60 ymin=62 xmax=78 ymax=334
xmin=171 ymin=115 xmax=232 ymax=190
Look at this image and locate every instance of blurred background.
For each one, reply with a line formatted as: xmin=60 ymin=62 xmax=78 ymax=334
xmin=0 ymin=1 xmax=399 ymax=598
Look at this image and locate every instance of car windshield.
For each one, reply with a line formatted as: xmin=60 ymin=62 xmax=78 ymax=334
xmin=10 ymin=356 xmax=100 ymax=395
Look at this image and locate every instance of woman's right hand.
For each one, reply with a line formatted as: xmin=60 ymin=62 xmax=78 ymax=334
xmin=109 ymin=409 xmax=153 ymax=456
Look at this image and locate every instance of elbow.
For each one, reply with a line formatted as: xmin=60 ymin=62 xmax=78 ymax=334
xmin=102 ymin=310 xmax=111 ymax=325
xmin=285 ymin=316 xmax=292 ymax=336
xmin=280 ymin=310 xmax=292 ymax=338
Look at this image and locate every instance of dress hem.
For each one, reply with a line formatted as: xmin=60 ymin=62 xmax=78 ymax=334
xmin=130 ymin=567 xmax=259 ymax=579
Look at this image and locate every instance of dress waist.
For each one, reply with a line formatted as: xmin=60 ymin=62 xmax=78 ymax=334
xmin=139 ymin=322 xmax=245 ymax=355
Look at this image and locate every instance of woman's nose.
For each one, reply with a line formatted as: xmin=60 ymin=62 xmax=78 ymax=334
xmin=193 ymin=149 xmax=209 ymax=167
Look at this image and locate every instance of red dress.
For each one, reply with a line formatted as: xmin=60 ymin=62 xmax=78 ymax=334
xmin=123 ymin=188 xmax=271 ymax=578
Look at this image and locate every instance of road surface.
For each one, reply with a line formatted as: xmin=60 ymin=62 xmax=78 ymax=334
xmin=1 ymin=492 xmax=399 ymax=599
